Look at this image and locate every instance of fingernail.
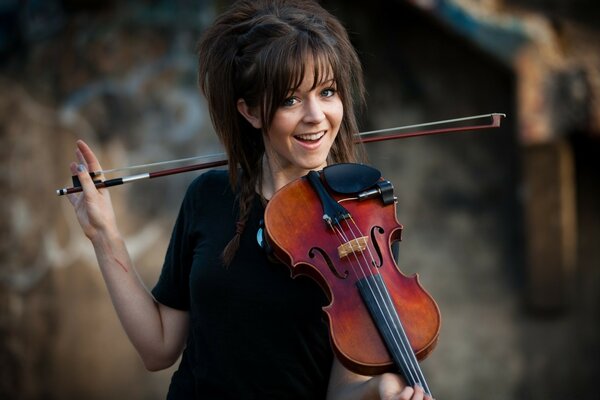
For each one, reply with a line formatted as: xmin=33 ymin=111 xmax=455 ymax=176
xmin=77 ymin=164 xmax=86 ymax=172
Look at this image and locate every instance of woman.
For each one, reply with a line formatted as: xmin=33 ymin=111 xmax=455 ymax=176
xmin=67 ymin=0 xmax=433 ymax=399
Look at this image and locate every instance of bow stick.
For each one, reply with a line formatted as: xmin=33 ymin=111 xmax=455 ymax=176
xmin=56 ymin=113 xmax=505 ymax=196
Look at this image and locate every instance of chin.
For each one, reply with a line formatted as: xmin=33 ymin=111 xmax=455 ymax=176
xmin=298 ymin=159 xmax=328 ymax=172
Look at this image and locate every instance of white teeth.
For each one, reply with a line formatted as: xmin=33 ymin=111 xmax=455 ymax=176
xmin=295 ymin=131 xmax=325 ymax=141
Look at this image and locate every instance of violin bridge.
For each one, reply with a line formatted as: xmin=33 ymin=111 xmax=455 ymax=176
xmin=338 ymin=236 xmax=369 ymax=259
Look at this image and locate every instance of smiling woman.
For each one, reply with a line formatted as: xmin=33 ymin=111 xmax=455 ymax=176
xmin=63 ymin=1 xmax=432 ymax=399
xmin=236 ymin=69 xmax=344 ymax=200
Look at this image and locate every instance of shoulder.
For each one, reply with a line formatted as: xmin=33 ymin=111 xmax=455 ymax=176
xmin=188 ymin=169 xmax=230 ymax=189
xmin=184 ymin=169 xmax=232 ymax=201
xmin=175 ymin=169 xmax=234 ymax=228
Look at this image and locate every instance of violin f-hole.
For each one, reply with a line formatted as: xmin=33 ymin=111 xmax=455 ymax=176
xmin=369 ymin=225 xmax=385 ymax=268
xmin=309 ymin=247 xmax=349 ymax=279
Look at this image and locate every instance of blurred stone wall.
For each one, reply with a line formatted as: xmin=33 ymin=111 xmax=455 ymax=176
xmin=1 ymin=1 xmax=599 ymax=399
xmin=1 ymin=1 xmax=220 ymax=399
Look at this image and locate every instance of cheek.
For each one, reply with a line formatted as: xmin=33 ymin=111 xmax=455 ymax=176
xmin=265 ymin=116 xmax=294 ymax=148
xmin=330 ymin=100 xmax=344 ymax=125
xmin=272 ymin=119 xmax=294 ymax=140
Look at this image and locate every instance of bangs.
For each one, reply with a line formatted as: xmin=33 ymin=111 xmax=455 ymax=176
xmin=260 ymin=32 xmax=341 ymax=128
xmin=287 ymin=43 xmax=337 ymax=93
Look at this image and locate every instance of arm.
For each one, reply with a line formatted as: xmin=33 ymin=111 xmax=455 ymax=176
xmin=67 ymin=140 xmax=188 ymax=371
xmin=326 ymin=358 xmax=432 ymax=400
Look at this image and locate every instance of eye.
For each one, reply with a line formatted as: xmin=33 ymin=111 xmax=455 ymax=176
xmin=282 ymin=96 xmax=299 ymax=107
xmin=321 ymin=88 xmax=336 ymax=98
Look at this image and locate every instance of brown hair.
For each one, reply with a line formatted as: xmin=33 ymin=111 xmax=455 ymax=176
xmin=197 ymin=0 xmax=366 ymax=265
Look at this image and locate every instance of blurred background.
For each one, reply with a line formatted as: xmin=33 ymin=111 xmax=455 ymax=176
xmin=1 ymin=0 xmax=598 ymax=399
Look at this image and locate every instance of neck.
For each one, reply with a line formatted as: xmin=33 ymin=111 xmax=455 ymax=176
xmin=260 ymin=155 xmax=312 ymax=200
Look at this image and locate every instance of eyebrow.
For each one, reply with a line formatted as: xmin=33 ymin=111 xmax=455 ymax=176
xmin=286 ymin=77 xmax=336 ymax=95
xmin=311 ymin=77 xmax=336 ymax=89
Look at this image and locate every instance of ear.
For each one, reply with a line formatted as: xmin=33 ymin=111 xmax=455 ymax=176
xmin=236 ymin=99 xmax=262 ymax=129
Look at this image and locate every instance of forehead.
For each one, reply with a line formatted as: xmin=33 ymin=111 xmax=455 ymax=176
xmin=261 ymin=45 xmax=341 ymax=124
xmin=288 ymin=53 xmax=336 ymax=91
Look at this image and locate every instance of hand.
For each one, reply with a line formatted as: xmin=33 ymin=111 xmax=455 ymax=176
xmin=377 ymin=373 xmax=434 ymax=400
xmin=66 ymin=140 xmax=119 ymax=241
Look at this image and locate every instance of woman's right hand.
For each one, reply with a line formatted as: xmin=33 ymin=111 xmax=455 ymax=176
xmin=67 ymin=140 xmax=119 ymax=242
xmin=65 ymin=141 xmax=190 ymax=368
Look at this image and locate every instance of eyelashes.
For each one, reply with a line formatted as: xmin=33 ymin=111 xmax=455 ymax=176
xmin=282 ymin=87 xmax=337 ymax=107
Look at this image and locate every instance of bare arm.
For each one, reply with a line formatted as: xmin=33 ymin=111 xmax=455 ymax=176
xmin=326 ymin=358 xmax=432 ymax=400
xmin=67 ymin=140 xmax=188 ymax=371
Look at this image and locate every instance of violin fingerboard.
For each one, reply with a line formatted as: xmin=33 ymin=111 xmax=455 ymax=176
xmin=356 ymin=275 xmax=432 ymax=396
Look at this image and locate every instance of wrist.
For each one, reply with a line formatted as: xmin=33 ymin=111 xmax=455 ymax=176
xmin=90 ymin=225 xmax=123 ymax=249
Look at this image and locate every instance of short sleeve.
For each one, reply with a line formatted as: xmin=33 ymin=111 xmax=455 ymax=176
xmin=151 ymin=175 xmax=205 ymax=310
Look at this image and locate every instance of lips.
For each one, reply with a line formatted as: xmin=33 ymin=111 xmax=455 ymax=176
xmin=293 ymin=130 xmax=326 ymax=142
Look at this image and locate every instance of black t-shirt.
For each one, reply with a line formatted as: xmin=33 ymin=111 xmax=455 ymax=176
xmin=152 ymin=170 xmax=333 ymax=399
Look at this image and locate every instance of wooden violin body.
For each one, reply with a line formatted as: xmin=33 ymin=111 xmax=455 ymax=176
xmin=263 ymin=165 xmax=441 ymax=380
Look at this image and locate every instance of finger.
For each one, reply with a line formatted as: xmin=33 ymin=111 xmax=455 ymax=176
xmin=67 ymin=160 xmax=90 ymax=205
xmin=397 ymin=386 xmax=414 ymax=400
xmin=76 ymin=140 xmax=103 ymax=174
xmin=76 ymin=147 xmax=86 ymax=166
xmin=66 ymin=162 xmax=81 ymax=206
xmin=412 ymin=384 xmax=425 ymax=400
xmin=74 ymin=162 xmax=100 ymax=195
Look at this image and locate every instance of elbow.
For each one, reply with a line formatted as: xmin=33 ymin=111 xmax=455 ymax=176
xmin=144 ymin=361 xmax=169 ymax=372
xmin=145 ymin=364 xmax=168 ymax=372
xmin=142 ymin=353 xmax=179 ymax=372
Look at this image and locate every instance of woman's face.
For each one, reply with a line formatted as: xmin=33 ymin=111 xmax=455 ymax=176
xmin=261 ymin=68 xmax=343 ymax=178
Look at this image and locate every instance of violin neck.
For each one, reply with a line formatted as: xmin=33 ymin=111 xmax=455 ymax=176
xmin=356 ymin=275 xmax=432 ymax=396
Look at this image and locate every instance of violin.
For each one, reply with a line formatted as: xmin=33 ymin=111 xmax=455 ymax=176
xmin=261 ymin=163 xmax=439 ymax=395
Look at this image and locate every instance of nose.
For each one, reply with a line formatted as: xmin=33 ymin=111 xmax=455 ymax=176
xmin=302 ymin=97 xmax=326 ymax=124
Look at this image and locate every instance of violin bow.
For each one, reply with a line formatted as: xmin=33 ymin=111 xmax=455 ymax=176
xmin=56 ymin=113 xmax=505 ymax=196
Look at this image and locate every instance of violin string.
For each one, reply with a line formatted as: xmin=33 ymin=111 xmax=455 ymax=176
xmin=326 ymin=192 xmax=431 ymax=392
xmin=351 ymin=216 xmax=431 ymax=393
xmin=354 ymin=219 xmax=431 ymax=393
xmin=327 ymin=217 xmax=390 ymax=363
xmin=328 ymin=220 xmax=365 ymax=284
xmin=347 ymin=217 xmax=431 ymax=394
xmin=328 ymin=216 xmax=416 ymax=380
xmin=329 ymin=213 xmax=418 ymax=387
xmin=341 ymin=217 xmax=423 ymax=388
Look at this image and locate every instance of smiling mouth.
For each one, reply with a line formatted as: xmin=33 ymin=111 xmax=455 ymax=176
xmin=294 ymin=131 xmax=326 ymax=142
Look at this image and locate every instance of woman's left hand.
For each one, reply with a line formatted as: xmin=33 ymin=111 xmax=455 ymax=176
xmin=327 ymin=358 xmax=434 ymax=400
xmin=377 ymin=372 xmax=432 ymax=400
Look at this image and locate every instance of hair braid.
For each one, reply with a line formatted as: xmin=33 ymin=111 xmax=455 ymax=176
xmin=221 ymin=169 xmax=260 ymax=265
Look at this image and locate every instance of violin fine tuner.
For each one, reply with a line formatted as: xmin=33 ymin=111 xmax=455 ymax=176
xmin=356 ymin=180 xmax=396 ymax=205
xmin=320 ymin=163 xmax=396 ymax=205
